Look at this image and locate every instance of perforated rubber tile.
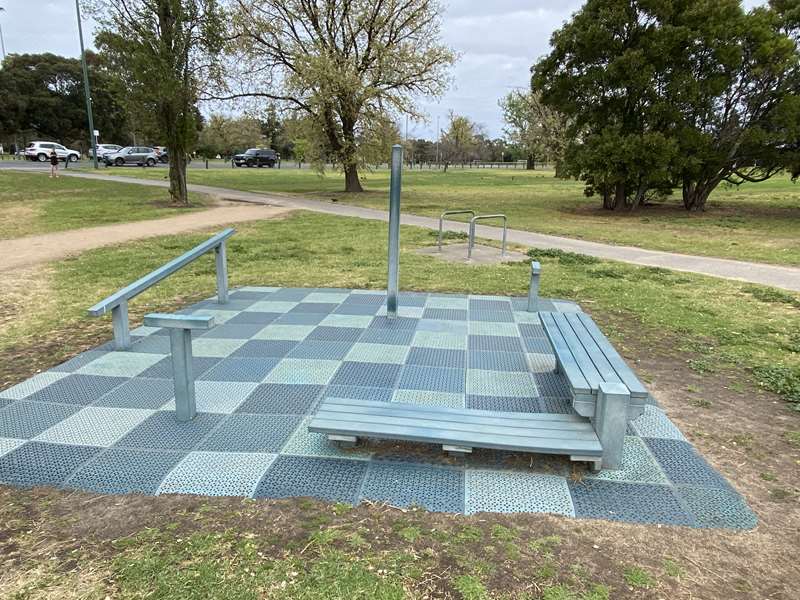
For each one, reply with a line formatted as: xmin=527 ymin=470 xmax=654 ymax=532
xmin=225 ymin=311 xmax=281 ymax=325
xmin=532 ymin=372 xmax=571 ymax=398
xmin=361 ymin=462 xmax=465 ymax=512
xmin=359 ymin=328 xmax=415 ymax=345
xmin=192 ymin=298 xmax=257 ymax=311
xmin=392 ymin=390 xmax=465 ymax=409
xmin=26 ymin=374 xmax=127 ymax=405
xmin=232 ymin=340 xmax=299 ymax=358
xmin=470 ymin=310 xmax=516 ymax=323
xmin=304 ymin=292 xmax=350 ymax=303
xmin=0 ymin=401 xmax=81 ymax=438
xmin=333 ymin=303 xmax=382 ymax=315
xmin=127 ymin=335 xmax=172 ymax=355
xmin=398 ymin=365 xmax=465 ymax=393
xmin=162 ymin=381 xmax=259 ymax=414
xmin=323 ymin=385 xmax=394 ymax=403
xmin=0 ymin=441 xmax=101 ymax=488
xmin=252 ymin=324 xmax=315 ymax=342
xmin=198 ymin=414 xmax=301 ymax=452
xmin=426 ymin=296 xmax=469 ymax=310
xmin=199 ymin=357 xmax=279 ymax=383
xmin=467 ymin=321 xmax=519 ymax=337
xmin=319 ymin=314 xmax=373 ymax=328
xmin=230 ymin=290 xmax=273 ymax=300
xmin=253 ymin=455 xmax=369 ymax=503
xmin=342 ymin=293 xmax=386 ymax=306
xmin=203 ymin=323 xmax=267 ymax=340
xmin=466 ymin=470 xmax=575 ymax=516
xmin=466 ymin=370 xmax=536 ymax=397
xmin=538 ymin=396 xmax=574 ymax=414
xmin=77 ymin=351 xmax=165 ymax=377
xmin=407 ymin=347 xmax=466 ymax=368
xmin=422 ymin=308 xmax=468 ymax=321
xmin=0 ymin=372 xmax=68 ymax=400
xmin=269 ymin=288 xmax=312 ymax=301
xmin=307 ymin=326 xmax=364 ymax=343
xmin=675 ymin=485 xmax=756 ymax=530
xmin=289 ymin=302 xmax=339 ymax=315
xmin=50 ymin=351 xmax=109 ymax=373
xmin=417 ymin=319 xmax=469 ymax=334
xmin=645 ymin=438 xmax=731 ymax=489
xmin=345 ymin=343 xmax=409 ymax=364
xmin=0 ymin=398 xmax=13 ymax=411
xmin=142 ymin=356 xmax=221 ymax=380
xmin=519 ymin=324 xmax=547 ymax=338
xmin=469 ymin=335 xmax=523 ymax=353
xmin=263 ymin=359 xmax=340 ymax=385
xmin=274 ymin=312 xmax=328 ymax=325
xmin=36 ymin=406 xmax=154 ymax=447
xmin=0 ymin=437 xmax=25 ymax=458
xmin=116 ymin=411 xmax=224 ymax=450
xmin=369 ymin=316 xmax=419 ymax=330
xmin=469 ymin=298 xmax=512 ymax=312
xmin=523 ymin=337 xmax=553 ymax=353
xmin=469 ymin=351 xmax=528 ymax=372
xmin=589 ymin=437 xmax=667 ymax=484
xmin=513 ymin=311 xmax=541 ymax=324
xmin=236 ymin=383 xmax=323 ymax=415
xmin=246 ymin=300 xmax=299 ymax=314
xmin=190 ymin=338 xmax=247 ymax=358
xmin=65 ymin=448 xmax=185 ymax=494
xmin=281 ymin=417 xmax=373 ymax=459
xmin=287 ymin=340 xmax=354 ymax=360
xmin=159 ymin=451 xmax=277 ymax=497
xmin=94 ymin=377 xmax=174 ymax=410
xmin=412 ymin=331 xmax=467 ymax=350
xmin=396 ymin=293 xmax=428 ymax=307
xmin=466 ymin=395 xmax=539 ymax=413
xmin=526 ymin=352 xmax=557 ymax=373
xmin=630 ymin=405 xmax=687 ymax=441
xmin=238 ymin=286 xmax=279 ymax=293
xmin=331 ymin=362 xmax=402 ymax=388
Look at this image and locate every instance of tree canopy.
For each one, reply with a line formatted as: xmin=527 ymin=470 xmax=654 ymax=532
xmin=500 ymin=88 xmax=566 ymax=170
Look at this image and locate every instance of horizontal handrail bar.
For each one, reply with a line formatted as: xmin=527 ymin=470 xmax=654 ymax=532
xmin=88 ymin=228 xmax=235 ymax=316
xmin=468 ymin=214 xmax=508 ymax=259
xmin=438 ymin=210 xmax=475 ymax=250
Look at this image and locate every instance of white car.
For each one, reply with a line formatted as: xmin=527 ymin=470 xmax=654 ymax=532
xmin=25 ymin=141 xmax=81 ymax=163
xmin=89 ymin=144 xmax=123 ymax=160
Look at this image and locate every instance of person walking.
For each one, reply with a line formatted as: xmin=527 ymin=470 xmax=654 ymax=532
xmin=49 ymin=149 xmax=60 ymax=178
xmin=0 ymin=144 xmax=5 ymax=160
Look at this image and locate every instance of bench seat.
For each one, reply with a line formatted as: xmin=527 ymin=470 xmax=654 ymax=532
xmin=540 ymin=311 xmax=648 ymax=419
xmin=308 ymin=397 xmax=602 ymax=465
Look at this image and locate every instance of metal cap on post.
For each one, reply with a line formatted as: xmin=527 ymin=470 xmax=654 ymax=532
xmin=387 ymin=144 xmax=403 ymax=318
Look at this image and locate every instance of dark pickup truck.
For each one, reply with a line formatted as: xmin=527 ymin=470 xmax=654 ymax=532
xmin=232 ymin=148 xmax=279 ymax=168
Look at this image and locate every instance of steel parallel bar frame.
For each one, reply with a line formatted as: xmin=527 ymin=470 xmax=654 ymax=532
xmin=437 ymin=210 xmax=475 ymax=250
xmin=387 ymin=145 xmax=403 ymax=318
xmin=468 ymin=214 xmax=508 ymax=260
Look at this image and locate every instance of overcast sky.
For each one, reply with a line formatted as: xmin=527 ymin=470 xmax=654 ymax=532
xmin=0 ymin=0 xmax=765 ymax=140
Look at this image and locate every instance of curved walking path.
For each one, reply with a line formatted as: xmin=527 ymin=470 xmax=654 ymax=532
xmin=37 ymin=170 xmax=800 ymax=292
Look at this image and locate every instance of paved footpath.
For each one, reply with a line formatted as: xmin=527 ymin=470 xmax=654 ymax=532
xmin=50 ymin=171 xmax=800 ymax=292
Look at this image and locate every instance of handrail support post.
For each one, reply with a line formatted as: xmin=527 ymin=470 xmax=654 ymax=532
xmin=527 ymin=261 xmax=541 ymax=312
xmin=215 ymin=241 xmax=229 ymax=304
xmin=170 ymin=328 xmax=197 ymax=422
xmin=112 ymin=301 xmax=131 ymax=350
xmin=468 ymin=214 xmax=507 ymax=261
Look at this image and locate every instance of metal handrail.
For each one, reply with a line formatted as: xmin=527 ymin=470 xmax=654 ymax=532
xmin=438 ymin=210 xmax=475 ymax=250
xmin=88 ymin=228 xmax=235 ymax=349
xmin=468 ymin=214 xmax=507 ymax=259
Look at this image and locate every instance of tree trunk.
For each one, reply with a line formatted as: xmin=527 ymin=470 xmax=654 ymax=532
xmin=526 ymin=153 xmax=535 ymax=170
xmin=344 ymin=163 xmax=363 ymax=193
xmin=168 ymin=153 xmax=188 ymax=205
xmin=607 ymin=181 xmax=625 ymax=210
xmin=682 ymin=178 xmax=717 ymax=211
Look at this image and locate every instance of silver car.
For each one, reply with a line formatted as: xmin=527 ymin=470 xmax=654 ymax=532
xmin=104 ymin=146 xmax=158 ymax=167
xmin=89 ymin=144 xmax=123 ymax=160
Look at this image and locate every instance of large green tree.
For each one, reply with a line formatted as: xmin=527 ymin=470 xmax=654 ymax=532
xmin=500 ymin=89 xmax=567 ymax=170
xmin=224 ymin=0 xmax=455 ymax=192
xmin=88 ymin=0 xmax=225 ymax=205
xmin=440 ymin=112 xmax=479 ymax=172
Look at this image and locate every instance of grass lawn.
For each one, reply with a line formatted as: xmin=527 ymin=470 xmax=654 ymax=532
xmin=85 ymin=165 xmax=800 ymax=266
xmin=0 ymin=171 xmax=210 ymax=239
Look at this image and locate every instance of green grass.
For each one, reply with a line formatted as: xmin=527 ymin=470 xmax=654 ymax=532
xmin=81 ymin=165 xmax=800 ymax=265
xmin=0 ymin=171 xmax=209 ymax=239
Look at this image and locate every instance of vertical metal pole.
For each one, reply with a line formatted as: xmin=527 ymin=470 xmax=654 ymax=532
xmin=467 ymin=218 xmax=475 ymax=260
xmin=501 ymin=218 xmax=507 ymax=257
xmin=75 ymin=0 xmax=98 ymax=169
xmin=595 ymin=382 xmax=630 ymax=469
xmin=527 ymin=261 xmax=541 ymax=312
xmin=215 ymin=242 xmax=229 ymax=304
xmin=170 ymin=328 xmax=197 ymax=422
xmin=387 ymin=144 xmax=403 ymax=318
xmin=111 ymin=301 xmax=131 ymax=350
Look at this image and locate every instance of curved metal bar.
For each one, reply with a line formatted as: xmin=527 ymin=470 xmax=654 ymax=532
xmin=438 ymin=210 xmax=475 ymax=250
xmin=468 ymin=214 xmax=508 ymax=259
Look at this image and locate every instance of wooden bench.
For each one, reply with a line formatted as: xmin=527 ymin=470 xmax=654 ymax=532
xmin=540 ymin=311 xmax=648 ymax=420
xmin=308 ymin=397 xmax=604 ymax=469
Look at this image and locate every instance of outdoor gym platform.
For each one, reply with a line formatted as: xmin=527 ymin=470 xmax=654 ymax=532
xmin=0 ymin=286 xmax=755 ymax=529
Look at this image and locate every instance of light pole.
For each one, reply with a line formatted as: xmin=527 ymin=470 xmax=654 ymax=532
xmin=75 ymin=0 xmax=98 ymax=168
xmin=0 ymin=7 xmax=7 ymax=62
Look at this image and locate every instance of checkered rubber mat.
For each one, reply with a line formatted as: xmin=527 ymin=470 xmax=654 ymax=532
xmin=0 ymin=287 xmax=754 ymax=529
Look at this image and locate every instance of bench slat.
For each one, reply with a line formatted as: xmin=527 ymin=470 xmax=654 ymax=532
xmin=550 ymin=313 xmax=604 ymax=391
xmin=540 ymin=313 xmax=592 ymax=395
xmin=563 ymin=313 xmax=622 ymax=384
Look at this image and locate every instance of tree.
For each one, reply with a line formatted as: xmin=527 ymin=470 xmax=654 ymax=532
xmin=196 ymin=114 xmax=263 ymax=158
xmin=440 ymin=112 xmax=478 ymax=171
xmin=88 ymin=0 xmax=225 ymax=205
xmin=500 ymin=88 xmax=567 ymax=170
xmin=224 ymin=0 xmax=455 ymax=192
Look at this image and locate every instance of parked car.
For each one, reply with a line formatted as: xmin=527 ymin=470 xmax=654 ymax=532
xmin=88 ymin=144 xmax=123 ymax=160
xmin=24 ymin=141 xmax=81 ymax=163
xmin=104 ymin=146 xmax=158 ymax=167
xmin=232 ymin=148 xmax=279 ymax=168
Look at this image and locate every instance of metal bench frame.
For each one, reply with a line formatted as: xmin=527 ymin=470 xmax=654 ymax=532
xmin=437 ymin=209 xmax=475 ymax=250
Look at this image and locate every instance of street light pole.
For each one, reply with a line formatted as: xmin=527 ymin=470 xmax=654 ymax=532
xmin=75 ymin=0 xmax=98 ymax=168
xmin=0 ymin=7 xmax=7 ymax=62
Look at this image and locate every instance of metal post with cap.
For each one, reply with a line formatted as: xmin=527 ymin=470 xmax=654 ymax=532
xmin=387 ymin=144 xmax=403 ymax=318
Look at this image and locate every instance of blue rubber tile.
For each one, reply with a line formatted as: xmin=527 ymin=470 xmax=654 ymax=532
xmin=323 ymin=385 xmax=394 ymax=403
xmin=115 ymin=412 xmax=224 ymax=450
xmin=236 ymin=383 xmax=324 ymax=414
xmin=159 ymin=451 xmax=277 ymax=497
xmin=469 ymin=335 xmax=523 ymax=353
xmin=466 ymin=370 xmax=535 ymax=397
xmin=369 ymin=316 xmax=419 ymax=330
xmin=466 ymin=395 xmax=539 ymax=413
xmin=470 ymin=311 xmax=516 ymax=323
xmin=230 ymin=290 xmax=272 ymax=300
xmin=307 ymin=326 xmax=364 ymax=342
xmin=128 ymin=335 xmax=172 ymax=355
xmin=94 ymin=378 xmax=174 ymax=409
xmin=645 ymin=438 xmax=731 ymax=489
xmin=342 ymin=294 xmax=386 ymax=306
xmin=199 ymin=414 xmax=302 ymax=452
xmin=519 ymin=323 xmax=546 ymax=338
xmin=589 ymin=437 xmax=667 ymax=484
xmin=398 ymin=365 xmax=465 ymax=393
xmin=0 ymin=398 xmax=13 ymax=410
xmin=466 ymin=471 xmax=574 ymax=516
xmin=345 ymin=343 xmax=409 ymax=364
xmin=289 ymin=302 xmax=339 ymax=314
xmin=281 ymin=417 xmax=373 ymax=460
xmin=630 ymin=406 xmax=686 ymax=441
xmin=65 ymin=448 xmax=185 ymax=494
xmin=331 ymin=362 xmax=402 ymax=388
xmin=533 ymin=372 xmax=571 ymax=398
xmin=50 ymin=351 xmax=109 ymax=373
xmin=422 ymin=308 xmax=468 ymax=321
xmin=35 ymin=406 xmax=154 ymax=447
xmin=469 ymin=298 xmax=512 ymax=312
xmin=360 ymin=462 xmax=464 ymax=512
xmin=569 ymin=480 xmax=696 ymax=526
xmin=425 ymin=296 xmax=468 ymax=310
xmin=333 ymin=303 xmax=382 ymax=315
xmin=225 ymin=311 xmax=281 ymax=325
xmin=359 ymin=328 xmax=415 ymax=345
xmin=0 ymin=438 xmax=26 ymax=458
xmin=141 ymin=356 xmax=221 ymax=380
xmin=288 ymin=340 xmax=354 ymax=360
xmin=538 ymin=396 xmax=574 ymax=414
xmin=304 ymin=292 xmax=350 ymax=303
xmin=396 ymin=293 xmax=428 ymax=307
xmin=77 ymin=351 xmax=165 ymax=377
xmin=0 ymin=372 xmax=68 ymax=400
xmin=412 ymin=331 xmax=467 ymax=350
xmin=202 ymin=323 xmax=266 ymax=339
xmin=199 ymin=357 xmax=280 ymax=382
xmin=392 ymin=390 xmax=465 ymax=409
xmin=417 ymin=319 xmax=469 ymax=334
xmin=269 ymin=288 xmax=312 ymax=301
xmin=468 ymin=351 xmax=528 ymax=372
xmin=263 ymin=359 xmax=340 ymax=385
xmin=407 ymin=347 xmax=466 ymax=368
xmin=253 ymin=455 xmax=369 ymax=503
xmin=0 ymin=401 xmax=81 ymax=438
xmin=466 ymin=449 xmax=570 ymax=476
xmin=527 ymin=352 xmax=557 ymax=373
xmin=274 ymin=311 xmax=328 ymax=325
xmin=676 ymin=485 xmax=757 ymax=530
xmin=0 ymin=441 xmax=101 ymax=488
xmin=161 ymin=381 xmax=258 ymax=414
xmin=524 ymin=337 xmax=552 ymax=353
xmin=26 ymin=374 xmax=127 ymax=405
xmin=536 ymin=299 xmax=557 ymax=312
xmin=231 ymin=340 xmax=299 ymax=358
xmin=192 ymin=298 xmax=257 ymax=311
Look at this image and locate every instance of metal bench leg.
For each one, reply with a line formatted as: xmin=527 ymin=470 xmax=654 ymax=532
xmin=595 ymin=382 xmax=630 ymax=470
xmin=169 ymin=328 xmax=197 ymax=422
xmin=328 ymin=434 xmax=358 ymax=448
xmin=111 ymin=301 xmax=131 ymax=350
xmin=527 ymin=261 xmax=541 ymax=312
